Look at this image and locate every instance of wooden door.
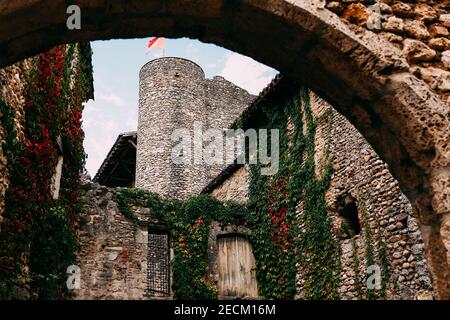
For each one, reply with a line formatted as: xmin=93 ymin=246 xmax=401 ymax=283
xmin=217 ymin=235 xmax=258 ymax=298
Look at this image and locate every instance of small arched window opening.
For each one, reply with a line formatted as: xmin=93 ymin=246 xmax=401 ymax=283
xmin=337 ymin=194 xmax=361 ymax=239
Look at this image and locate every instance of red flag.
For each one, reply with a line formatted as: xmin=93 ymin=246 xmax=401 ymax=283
xmin=147 ymin=37 xmax=160 ymax=49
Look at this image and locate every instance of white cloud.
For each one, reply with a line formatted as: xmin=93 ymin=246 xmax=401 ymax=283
xmin=220 ymin=53 xmax=278 ymax=95
xmin=82 ymin=98 xmax=137 ymax=177
xmin=82 ymin=101 xmax=117 ymax=176
xmin=97 ymin=92 xmax=126 ymax=106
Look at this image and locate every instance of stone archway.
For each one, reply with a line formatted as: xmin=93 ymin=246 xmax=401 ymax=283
xmin=0 ymin=0 xmax=448 ymax=298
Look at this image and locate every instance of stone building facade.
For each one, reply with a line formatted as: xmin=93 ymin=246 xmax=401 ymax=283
xmin=0 ymin=43 xmax=93 ymax=299
xmin=77 ymin=59 xmax=435 ymax=300
xmin=207 ymin=86 xmax=434 ymax=299
xmin=75 ymin=182 xmax=150 ymax=300
xmin=326 ymin=0 xmax=450 ymax=105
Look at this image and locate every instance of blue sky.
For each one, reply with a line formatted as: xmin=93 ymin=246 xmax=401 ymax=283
xmin=82 ymin=38 xmax=278 ymax=176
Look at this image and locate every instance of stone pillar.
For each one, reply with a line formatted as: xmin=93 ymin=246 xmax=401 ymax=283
xmin=136 ymin=57 xmax=207 ymax=199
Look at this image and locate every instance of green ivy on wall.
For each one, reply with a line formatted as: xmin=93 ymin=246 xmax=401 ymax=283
xmin=244 ymin=86 xmax=339 ymax=299
xmin=116 ymin=189 xmax=249 ymax=299
xmin=351 ymin=237 xmax=363 ymax=299
xmin=352 ymin=194 xmax=391 ymax=300
xmin=0 ymin=43 xmax=92 ymax=299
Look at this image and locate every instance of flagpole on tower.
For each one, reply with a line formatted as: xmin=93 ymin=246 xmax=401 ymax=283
xmin=147 ymin=37 xmax=166 ymax=58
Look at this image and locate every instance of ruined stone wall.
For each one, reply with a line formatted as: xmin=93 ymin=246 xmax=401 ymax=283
xmin=327 ymin=0 xmax=450 ymax=105
xmin=136 ymin=57 xmax=252 ymax=200
xmin=208 ymin=89 xmax=434 ymax=299
xmin=308 ymin=92 xmax=434 ymax=300
xmin=75 ymin=181 xmax=150 ymax=300
xmin=75 ymin=180 xmax=251 ymax=300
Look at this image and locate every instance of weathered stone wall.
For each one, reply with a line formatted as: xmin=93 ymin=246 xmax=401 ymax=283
xmin=76 ymin=83 xmax=436 ymax=299
xmin=0 ymin=46 xmax=84 ymax=229
xmin=208 ymin=89 xmax=434 ymax=299
xmin=309 ymin=91 xmax=433 ymax=299
xmin=1 ymin=0 xmax=449 ymax=297
xmin=327 ymin=0 xmax=450 ymax=105
xmin=136 ymin=57 xmax=253 ymax=200
xmin=210 ymin=165 xmax=250 ymax=203
xmin=75 ymin=180 xmax=252 ymax=300
xmin=75 ymin=181 xmax=150 ymax=300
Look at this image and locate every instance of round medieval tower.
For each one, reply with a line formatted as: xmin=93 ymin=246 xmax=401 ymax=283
xmin=136 ymin=57 xmax=208 ymax=199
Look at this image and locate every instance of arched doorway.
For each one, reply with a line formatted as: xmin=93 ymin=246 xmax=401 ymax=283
xmin=0 ymin=0 xmax=448 ymax=298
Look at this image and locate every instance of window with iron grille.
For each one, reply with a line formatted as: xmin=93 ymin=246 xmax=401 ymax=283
xmin=147 ymin=229 xmax=170 ymax=297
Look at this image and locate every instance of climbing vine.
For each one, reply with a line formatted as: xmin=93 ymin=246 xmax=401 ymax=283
xmin=1 ymin=54 xmax=395 ymax=300
xmin=354 ymin=194 xmax=391 ymax=300
xmin=351 ymin=237 xmax=363 ymax=299
xmin=116 ymin=189 xmax=249 ymax=299
xmin=357 ymin=194 xmax=376 ymax=299
xmin=292 ymin=89 xmax=339 ymax=300
xmin=0 ymin=43 xmax=92 ymax=299
xmin=244 ymin=86 xmax=339 ymax=299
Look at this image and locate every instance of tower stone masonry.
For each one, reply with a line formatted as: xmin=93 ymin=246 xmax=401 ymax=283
xmin=136 ymin=57 xmax=253 ymax=199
